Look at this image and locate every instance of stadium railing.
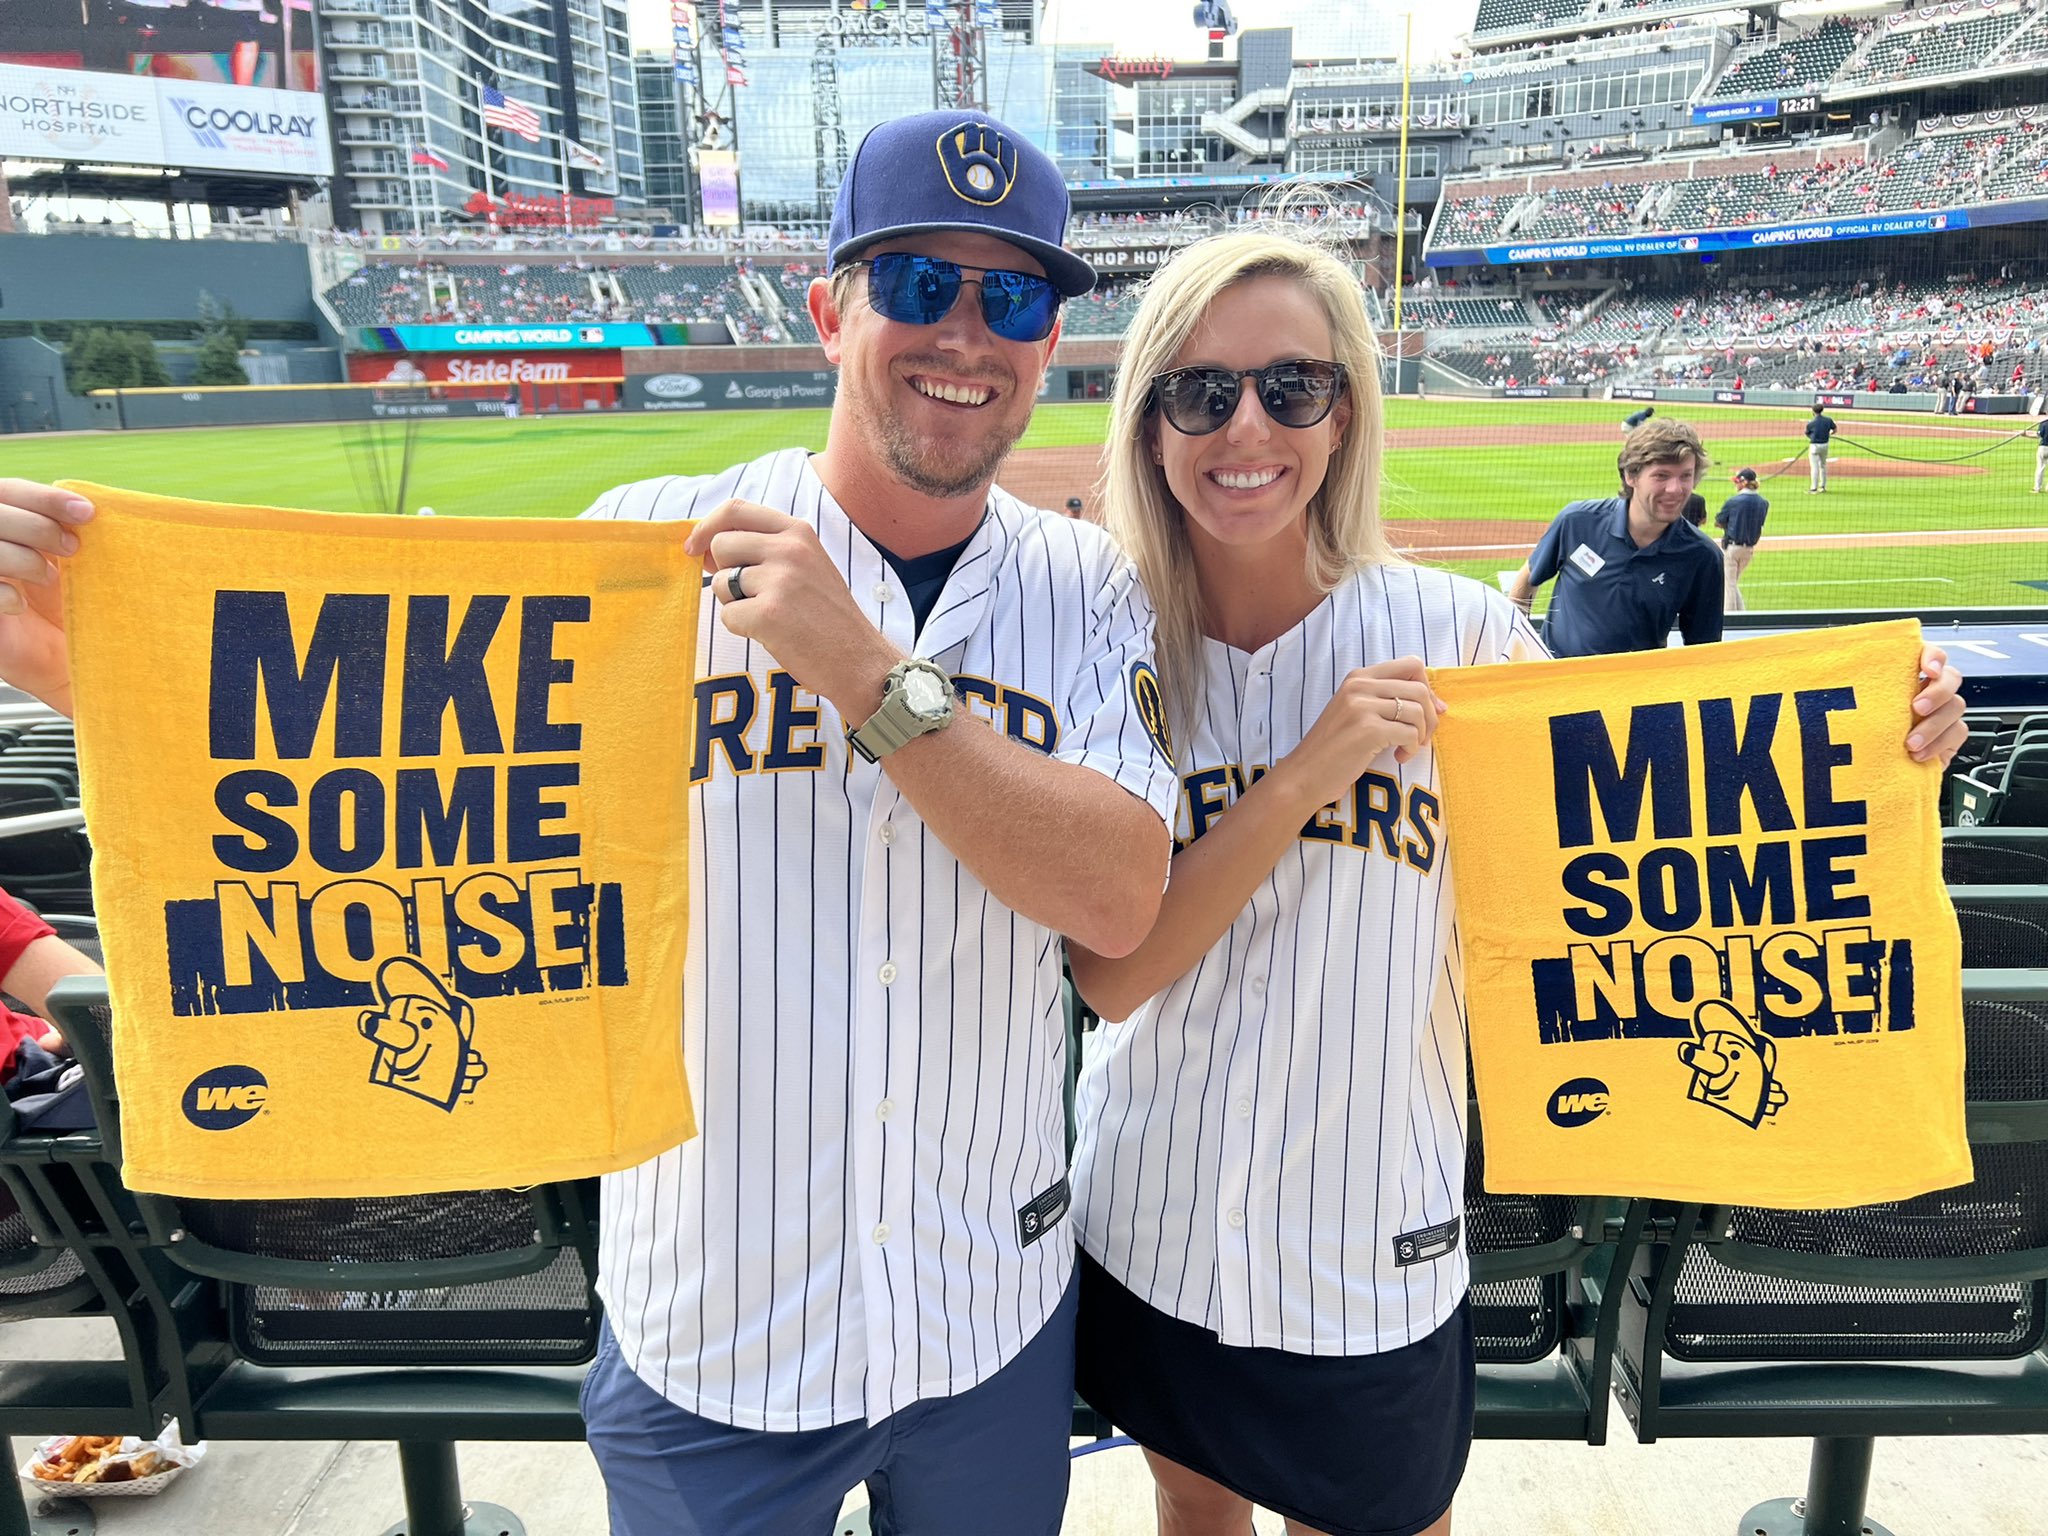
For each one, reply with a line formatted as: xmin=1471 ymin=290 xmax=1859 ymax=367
xmin=1611 ymin=970 xmax=2048 ymax=1536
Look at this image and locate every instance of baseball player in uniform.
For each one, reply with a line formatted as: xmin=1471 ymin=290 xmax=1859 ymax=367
xmin=0 ymin=112 xmax=1180 ymax=1536
xmin=1806 ymin=403 xmax=1838 ymax=492
xmin=1060 ymin=227 xmax=1972 ymax=1536
xmin=2033 ymin=416 xmax=2047 ymax=493
xmin=1715 ymin=467 xmax=1770 ymax=612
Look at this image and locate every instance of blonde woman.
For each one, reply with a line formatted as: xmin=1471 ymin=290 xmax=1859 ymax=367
xmin=1065 ymin=228 xmax=1969 ymax=1536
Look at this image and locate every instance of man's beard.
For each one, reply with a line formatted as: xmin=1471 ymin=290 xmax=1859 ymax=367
xmin=876 ymin=410 xmax=1022 ymax=499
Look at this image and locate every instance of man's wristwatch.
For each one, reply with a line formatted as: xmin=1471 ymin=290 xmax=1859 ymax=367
xmin=846 ymin=658 xmax=956 ymax=763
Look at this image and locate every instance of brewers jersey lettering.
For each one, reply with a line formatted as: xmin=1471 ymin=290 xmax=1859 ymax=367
xmin=1071 ymin=566 xmax=1545 ymax=1355
xmin=585 ymin=448 xmax=1178 ymax=1430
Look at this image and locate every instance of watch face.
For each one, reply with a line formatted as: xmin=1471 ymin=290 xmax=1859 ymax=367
xmin=902 ymin=666 xmax=952 ymax=717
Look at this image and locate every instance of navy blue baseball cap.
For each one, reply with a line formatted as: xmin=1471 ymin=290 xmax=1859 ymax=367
xmin=829 ymin=110 xmax=1096 ymax=297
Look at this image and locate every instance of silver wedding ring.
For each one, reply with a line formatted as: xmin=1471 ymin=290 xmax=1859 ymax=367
xmin=726 ymin=565 xmax=747 ymax=602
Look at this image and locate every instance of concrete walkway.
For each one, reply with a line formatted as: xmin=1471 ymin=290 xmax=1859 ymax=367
xmin=9 ymin=1317 xmax=2045 ymax=1534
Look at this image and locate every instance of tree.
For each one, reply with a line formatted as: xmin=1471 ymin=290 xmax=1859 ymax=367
xmin=192 ymin=290 xmax=250 ymax=386
xmin=125 ymin=332 xmax=170 ymax=388
xmin=64 ymin=328 xmax=126 ymax=394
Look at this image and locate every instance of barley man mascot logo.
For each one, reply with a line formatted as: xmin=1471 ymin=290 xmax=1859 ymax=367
xmin=358 ymin=956 xmax=488 ymax=1112
xmin=1678 ymin=999 xmax=1788 ymax=1129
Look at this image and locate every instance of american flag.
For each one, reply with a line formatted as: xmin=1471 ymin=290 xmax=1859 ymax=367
xmin=479 ymin=84 xmax=542 ymax=143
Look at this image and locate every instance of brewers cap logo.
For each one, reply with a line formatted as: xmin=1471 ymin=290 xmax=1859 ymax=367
xmin=1129 ymin=660 xmax=1174 ymax=763
xmin=937 ymin=122 xmax=1018 ymax=207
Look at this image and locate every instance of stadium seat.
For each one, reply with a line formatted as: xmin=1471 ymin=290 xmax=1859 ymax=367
xmin=1611 ymin=971 xmax=2048 ymax=1535
xmin=1944 ymin=829 xmax=2048 ymax=886
xmin=44 ymin=977 xmax=595 ymax=1536
xmin=1950 ymin=888 xmax=2048 ymax=969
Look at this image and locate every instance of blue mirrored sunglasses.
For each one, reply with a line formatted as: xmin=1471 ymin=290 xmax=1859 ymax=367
xmin=845 ymin=253 xmax=1062 ymax=343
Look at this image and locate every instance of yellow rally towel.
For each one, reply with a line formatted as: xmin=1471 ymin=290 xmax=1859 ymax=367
xmin=1430 ymin=619 xmax=1970 ymax=1208
xmin=60 ymin=483 xmax=700 ymax=1198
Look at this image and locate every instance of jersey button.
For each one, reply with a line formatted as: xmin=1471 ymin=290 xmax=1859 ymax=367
xmin=874 ymin=584 xmax=893 ymax=602
xmin=879 ymin=824 xmax=895 ymax=846
xmin=1226 ymin=1209 xmax=1246 ymax=1230
xmin=1248 ymin=974 xmax=1267 ymax=994
xmin=1236 ymin=1099 xmax=1252 ymax=1118
xmin=872 ymin=1223 xmax=891 ymax=1244
xmin=876 ymin=1099 xmax=895 ymax=1121
xmin=878 ymin=962 xmax=898 ymax=985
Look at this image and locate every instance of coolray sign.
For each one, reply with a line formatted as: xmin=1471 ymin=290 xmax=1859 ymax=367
xmin=362 ymin=324 xmax=661 ymax=352
xmin=1692 ymin=98 xmax=1779 ymax=124
xmin=624 ymin=370 xmax=838 ymax=412
xmin=0 ymin=63 xmax=331 ymax=176
xmin=1433 ymin=208 xmax=1974 ymax=267
xmin=159 ymin=79 xmax=332 ymax=176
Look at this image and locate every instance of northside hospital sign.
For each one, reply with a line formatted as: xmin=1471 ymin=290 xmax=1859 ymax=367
xmin=0 ymin=61 xmax=333 ymax=178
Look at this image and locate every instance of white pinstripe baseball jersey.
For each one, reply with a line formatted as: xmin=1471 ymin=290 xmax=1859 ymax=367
xmin=1071 ymin=564 xmax=1547 ymax=1355
xmin=583 ymin=447 xmax=1178 ymax=1430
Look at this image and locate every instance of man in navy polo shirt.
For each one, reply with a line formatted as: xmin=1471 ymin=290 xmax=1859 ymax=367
xmin=1508 ymin=418 xmax=1724 ymax=657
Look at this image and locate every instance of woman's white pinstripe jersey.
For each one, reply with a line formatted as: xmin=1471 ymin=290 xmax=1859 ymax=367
xmin=583 ymin=446 xmax=1179 ymax=1431
xmin=1072 ymin=566 xmax=1544 ymax=1353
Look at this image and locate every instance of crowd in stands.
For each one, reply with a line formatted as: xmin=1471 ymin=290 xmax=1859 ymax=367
xmin=324 ymin=258 xmax=819 ymax=340
xmin=1705 ymin=18 xmax=1859 ymax=102
xmin=1434 ymin=117 xmax=2047 ymax=248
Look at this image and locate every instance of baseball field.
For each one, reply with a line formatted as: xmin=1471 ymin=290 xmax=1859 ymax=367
xmin=15 ymin=395 xmax=2045 ymax=611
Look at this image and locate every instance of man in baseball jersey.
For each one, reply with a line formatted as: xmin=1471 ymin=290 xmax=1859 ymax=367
xmin=1507 ymin=418 xmax=1724 ymax=657
xmin=1715 ymin=467 xmax=1770 ymax=611
xmin=2033 ymin=415 xmax=2047 ymax=493
xmin=577 ymin=110 xmax=1181 ymax=1535
xmin=1806 ymin=403 xmax=1839 ymax=492
xmin=0 ymin=110 xmax=1181 ymax=1536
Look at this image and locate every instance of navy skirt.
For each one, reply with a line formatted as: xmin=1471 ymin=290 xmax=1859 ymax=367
xmin=1076 ymin=1252 xmax=1474 ymax=1536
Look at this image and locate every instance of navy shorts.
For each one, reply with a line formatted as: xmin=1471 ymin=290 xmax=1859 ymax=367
xmin=1076 ymin=1253 xmax=1473 ymax=1536
xmin=582 ymin=1275 xmax=1078 ymax=1536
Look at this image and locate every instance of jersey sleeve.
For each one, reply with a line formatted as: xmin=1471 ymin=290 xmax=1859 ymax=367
xmin=1460 ymin=582 xmax=1550 ymax=667
xmin=1053 ymin=555 xmax=1180 ymax=824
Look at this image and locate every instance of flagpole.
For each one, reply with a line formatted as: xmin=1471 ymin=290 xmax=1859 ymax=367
xmin=1392 ymin=11 xmax=1413 ymax=395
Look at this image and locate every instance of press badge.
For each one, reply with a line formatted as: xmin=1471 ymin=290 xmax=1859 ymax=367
xmin=1568 ymin=544 xmax=1606 ymax=577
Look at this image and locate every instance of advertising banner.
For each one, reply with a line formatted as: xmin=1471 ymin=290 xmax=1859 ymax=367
xmin=700 ymin=148 xmax=740 ymax=229
xmin=348 ymin=352 xmax=626 ymax=385
xmin=1691 ymin=98 xmax=1778 ymax=124
xmin=361 ymin=324 xmax=666 ymax=353
xmin=1432 ymin=209 xmax=1976 ymax=268
xmin=155 ymin=77 xmax=332 ymax=176
xmin=625 ymin=370 xmax=839 ymax=412
xmin=0 ymin=60 xmax=329 ymax=175
xmin=0 ymin=0 xmax=319 ymax=90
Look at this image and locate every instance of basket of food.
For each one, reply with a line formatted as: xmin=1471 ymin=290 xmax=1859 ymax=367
xmin=20 ymin=1426 xmax=205 ymax=1498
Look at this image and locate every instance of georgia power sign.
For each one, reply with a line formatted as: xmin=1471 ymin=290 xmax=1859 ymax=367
xmin=0 ymin=64 xmax=332 ymax=177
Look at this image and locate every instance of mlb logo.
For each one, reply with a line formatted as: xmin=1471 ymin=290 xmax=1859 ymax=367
xmin=1931 ymin=214 xmax=1948 ymax=230
xmin=1680 ymin=237 xmax=1699 ymax=251
xmin=579 ymin=326 xmax=607 ymax=343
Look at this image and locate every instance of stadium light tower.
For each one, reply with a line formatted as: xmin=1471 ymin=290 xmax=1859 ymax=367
xmin=932 ymin=0 xmax=993 ymax=115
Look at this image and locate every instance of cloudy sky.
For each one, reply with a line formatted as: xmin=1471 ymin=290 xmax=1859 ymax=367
xmin=628 ymin=1 xmax=1483 ymax=69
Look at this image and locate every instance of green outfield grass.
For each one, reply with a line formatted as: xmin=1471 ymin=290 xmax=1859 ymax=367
xmin=10 ymin=398 xmax=2044 ymax=610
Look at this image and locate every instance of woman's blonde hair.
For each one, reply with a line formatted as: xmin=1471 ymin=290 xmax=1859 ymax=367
xmin=1100 ymin=227 xmax=1396 ymax=746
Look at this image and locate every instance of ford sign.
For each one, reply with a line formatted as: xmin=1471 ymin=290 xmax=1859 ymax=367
xmin=645 ymin=374 xmax=705 ymax=400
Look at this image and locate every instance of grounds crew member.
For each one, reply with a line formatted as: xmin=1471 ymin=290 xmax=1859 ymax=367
xmin=1715 ymin=466 xmax=1770 ymax=611
xmin=1806 ymin=402 xmax=1838 ymax=492
xmin=1508 ymin=417 xmax=1724 ymax=656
